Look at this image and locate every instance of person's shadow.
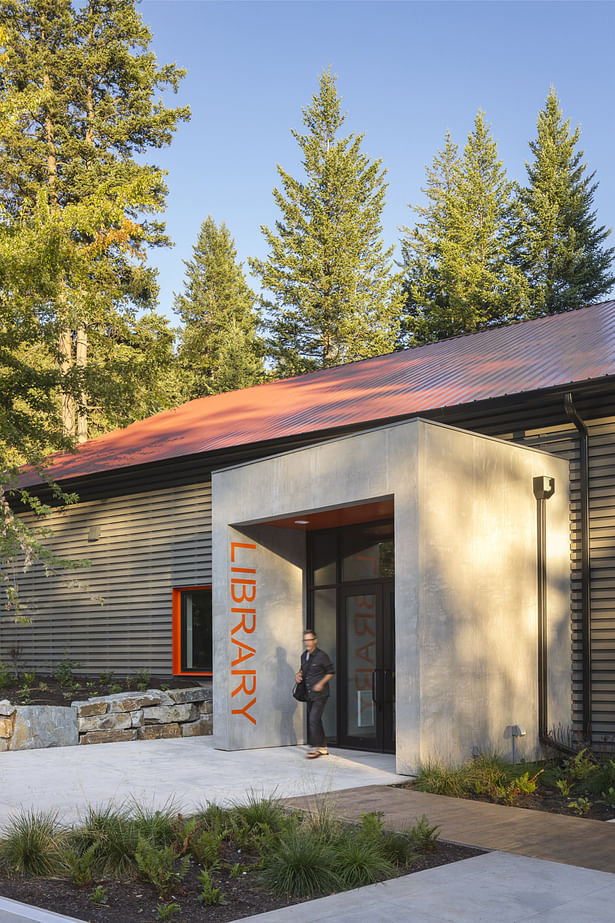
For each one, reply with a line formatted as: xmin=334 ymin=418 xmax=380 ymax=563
xmin=273 ymin=646 xmax=298 ymax=745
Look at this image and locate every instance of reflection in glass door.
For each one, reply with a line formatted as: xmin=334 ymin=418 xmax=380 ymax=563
xmin=344 ymin=592 xmax=378 ymax=744
xmin=339 ymin=582 xmax=395 ymax=752
xmin=310 ymin=520 xmax=395 ymax=753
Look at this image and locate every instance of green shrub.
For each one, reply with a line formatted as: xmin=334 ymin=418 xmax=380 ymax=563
xmin=135 ymin=670 xmax=151 ymax=691
xmin=157 ymin=903 xmax=181 ymax=921
xmin=0 ymin=810 xmax=67 ymax=876
xmin=334 ymin=835 xmax=394 ymax=889
xmin=196 ymin=802 xmax=235 ymax=837
xmin=129 ymin=801 xmax=177 ymax=849
xmin=567 ymin=797 xmax=592 ymax=815
xmin=72 ymin=804 xmax=139 ymax=877
xmin=583 ymin=759 xmax=615 ymax=796
xmin=412 ymin=760 xmax=468 ymax=797
xmin=297 ymin=802 xmax=340 ymax=843
xmin=0 ymin=663 xmax=13 ymax=689
xmin=90 ymin=884 xmax=108 ymax=904
xmin=232 ymin=793 xmax=289 ymax=834
xmin=135 ymin=838 xmax=189 ymax=900
xmin=467 ymin=754 xmax=509 ymax=796
xmin=63 ymin=842 xmax=99 ymax=886
xmin=601 ymin=786 xmax=615 ymax=806
xmin=409 ymin=815 xmax=440 ymax=852
xmin=53 ymin=658 xmax=81 ymax=688
xmin=260 ymin=830 xmax=339 ymax=898
xmin=197 ymin=868 xmax=226 ymax=905
xmin=564 ymin=748 xmax=595 ymax=782
xmin=382 ymin=830 xmax=417 ymax=867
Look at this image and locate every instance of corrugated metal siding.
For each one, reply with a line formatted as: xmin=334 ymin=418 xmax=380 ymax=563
xmin=512 ymin=417 xmax=615 ymax=745
xmin=587 ymin=419 xmax=615 ymax=744
xmin=0 ymin=479 xmax=212 ymax=676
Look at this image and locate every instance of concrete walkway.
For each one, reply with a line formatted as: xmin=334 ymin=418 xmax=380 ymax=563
xmin=0 ymin=738 xmax=404 ymax=828
xmin=0 ymin=741 xmax=614 ymax=921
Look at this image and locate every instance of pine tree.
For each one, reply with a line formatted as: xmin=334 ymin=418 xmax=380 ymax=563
xmin=401 ymin=113 xmax=528 ymax=345
xmin=514 ymin=88 xmax=614 ymax=315
xmin=0 ymin=0 xmax=189 ymax=440
xmin=175 ymin=217 xmax=263 ymax=398
xmin=250 ymin=69 xmax=402 ymax=376
xmin=400 ymin=133 xmax=461 ymax=345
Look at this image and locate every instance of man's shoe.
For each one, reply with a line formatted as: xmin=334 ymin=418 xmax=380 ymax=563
xmin=306 ymin=750 xmax=321 ymax=759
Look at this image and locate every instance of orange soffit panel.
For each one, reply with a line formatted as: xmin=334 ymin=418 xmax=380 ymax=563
xmin=20 ymin=301 xmax=615 ymax=486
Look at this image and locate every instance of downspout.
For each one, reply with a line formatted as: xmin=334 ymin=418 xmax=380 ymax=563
xmin=533 ymin=475 xmax=576 ymax=756
xmin=564 ymin=392 xmax=592 ymax=742
xmin=533 ymin=476 xmax=555 ymax=744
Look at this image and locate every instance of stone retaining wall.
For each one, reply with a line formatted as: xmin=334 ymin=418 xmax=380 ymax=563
xmin=0 ymin=686 xmax=212 ymax=751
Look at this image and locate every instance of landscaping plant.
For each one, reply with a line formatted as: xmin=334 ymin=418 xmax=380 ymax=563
xmin=0 ymin=810 xmax=67 ymax=877
xmin=134 ymin=838 xmax=189 ymax=900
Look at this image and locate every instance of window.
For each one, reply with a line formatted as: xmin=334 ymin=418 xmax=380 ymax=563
xmin=172 ymin=586 xmax=212 ymax=675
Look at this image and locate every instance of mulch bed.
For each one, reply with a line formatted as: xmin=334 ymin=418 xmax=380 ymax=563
xmin=398 ymin=783 xmax=615 ymax=821
xmin=0 ymin=841 xmax=483 ymax=922
xmin=0 ymin=673 xmax=203 ymax=708
xmin=465 ymin=788 xmax=615 ymax=821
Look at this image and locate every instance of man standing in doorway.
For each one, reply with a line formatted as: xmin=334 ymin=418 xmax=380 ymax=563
xmin=296 ymin=630 xmax=335 ymax=759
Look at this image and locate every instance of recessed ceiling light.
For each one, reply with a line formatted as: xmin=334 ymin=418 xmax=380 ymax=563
xmin=294 ymin=519 xmax=310 ymax=525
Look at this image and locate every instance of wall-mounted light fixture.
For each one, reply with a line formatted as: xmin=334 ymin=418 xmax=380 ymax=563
xmin=88 ymin=525 xmax=101 ymax=542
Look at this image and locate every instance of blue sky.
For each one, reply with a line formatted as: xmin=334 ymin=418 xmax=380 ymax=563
xmin=138 ymin=0 xmax=615 ymax=321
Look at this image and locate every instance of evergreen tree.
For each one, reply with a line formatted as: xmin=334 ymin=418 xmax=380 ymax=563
xmin=251 ymin=69 xmax=402 ymax=376
xmin=401 ymin=113 xmax=528 ymax=345
xmin=175 ymin=217 xmax=263 ymax=398
xmin=514 ymin=88 xmax=614 ymax=315
xmin=0 ymin=0 xmax=189 ymax=440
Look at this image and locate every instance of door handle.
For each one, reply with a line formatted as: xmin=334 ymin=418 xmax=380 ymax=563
xmin=371 ymin=670 xmax=379 ymax=705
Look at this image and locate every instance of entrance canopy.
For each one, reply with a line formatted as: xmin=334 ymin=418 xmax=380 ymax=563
xmin=212 ymin=418 xmax=571 ymax=773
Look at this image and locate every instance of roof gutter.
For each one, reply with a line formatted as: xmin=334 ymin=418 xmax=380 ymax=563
xmin=563 ymin=392 xmax=592 ymax=742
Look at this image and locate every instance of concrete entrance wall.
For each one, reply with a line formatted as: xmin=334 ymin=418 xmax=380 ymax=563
xmin=212 ymin=419 xmax=571 ymax=772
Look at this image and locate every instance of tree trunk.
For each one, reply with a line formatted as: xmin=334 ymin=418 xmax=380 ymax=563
xmin=76 ymin=325 xmax=88 ymax=443
xmin=59 ymin=328 xmax=75 ymax=438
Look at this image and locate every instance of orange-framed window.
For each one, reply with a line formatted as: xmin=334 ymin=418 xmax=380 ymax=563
xmin=172 ymin=586 xmax=212 ymax=676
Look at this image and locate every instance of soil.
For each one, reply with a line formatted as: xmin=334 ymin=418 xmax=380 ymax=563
xmin=0 ymin=840 xmax=483 ymax=921
xmin=399 ymin=781 xmax=615 ymax=821
xmin=464 ymin=788 xmax=615 ymax=821
xmin=0 ymin=673 xmax=206 ymax=708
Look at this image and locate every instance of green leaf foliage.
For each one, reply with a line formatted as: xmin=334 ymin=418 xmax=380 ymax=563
xmin=513 ymin=87 xmax=614 ymax=315
xmin=0 ymin=0 xmax=190 ymax=442
xmin=251 ymin=69 xmax=403 ymax=376
xmin=175 ymin=217 xmax=264 ymax=398
xmin=401 ymin=113 xmax=528 ymax=345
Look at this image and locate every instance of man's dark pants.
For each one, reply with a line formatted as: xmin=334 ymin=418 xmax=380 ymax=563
xmin=306 ymin=692 xmax=328 ymax=749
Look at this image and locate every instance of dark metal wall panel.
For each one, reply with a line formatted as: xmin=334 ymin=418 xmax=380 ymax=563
xmin=586 ymin=420 xmax=615 ymax=743
xmin=507 ymin=417 xmax=615 ymax=746
xmin=0 ymin=480 xmax=212 ymax=677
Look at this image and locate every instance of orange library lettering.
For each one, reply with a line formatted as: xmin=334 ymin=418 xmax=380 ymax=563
xmin=230 ymin=542 xmax=257 ymax=725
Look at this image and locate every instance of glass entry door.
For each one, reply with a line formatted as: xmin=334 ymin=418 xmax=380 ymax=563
xmin=310 ymin=519 xmax=395 ymax=753
xmin=338 ymin=581 xmax=395 ymax=752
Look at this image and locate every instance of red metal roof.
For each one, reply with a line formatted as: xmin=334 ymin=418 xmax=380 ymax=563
xmin=24 ymin=300 xmax=615 ymax=485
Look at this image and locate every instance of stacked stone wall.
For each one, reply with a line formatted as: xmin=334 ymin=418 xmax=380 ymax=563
xmin=0 ymin=687 xmax=212 ymax=751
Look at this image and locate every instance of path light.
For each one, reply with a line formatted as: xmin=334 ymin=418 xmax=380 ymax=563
xmin=504 ymin=724 xmax=526 ymax=764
